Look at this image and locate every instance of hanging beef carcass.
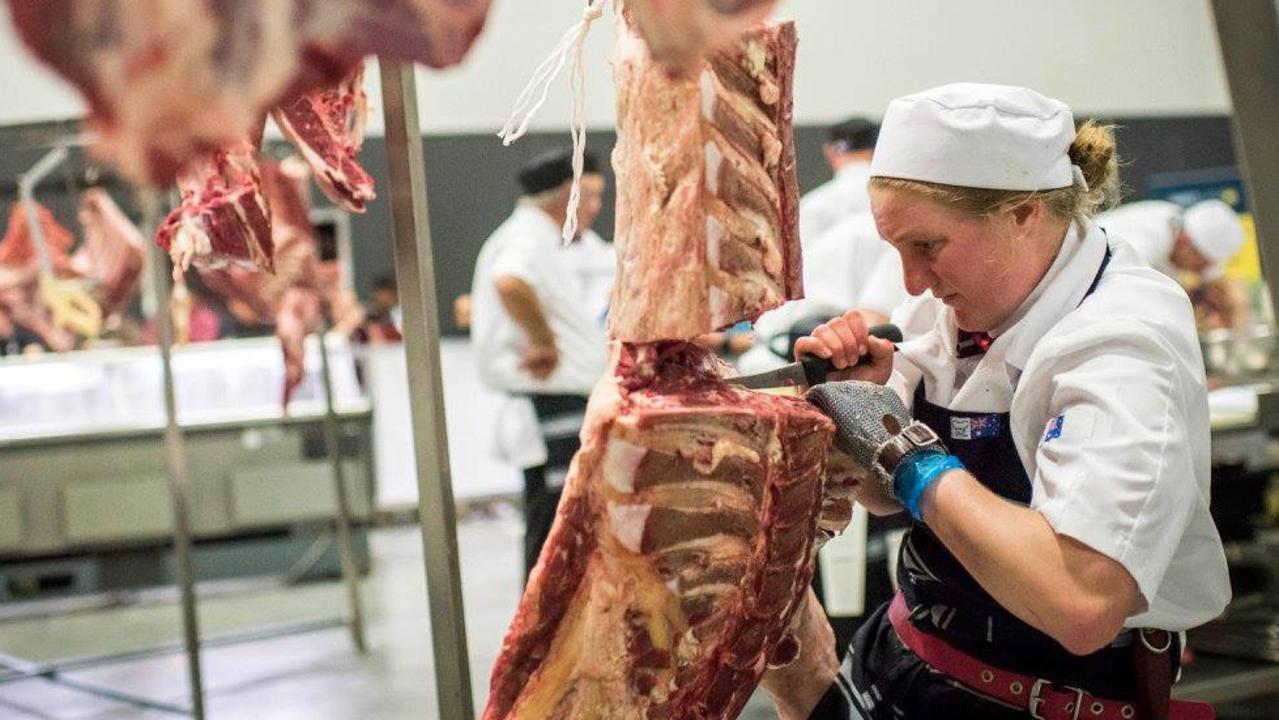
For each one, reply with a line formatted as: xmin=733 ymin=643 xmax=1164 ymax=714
xmin=195 ymin=157 xmax=363 ymax=406
xmin=483 ymin=343 xmax=835 ymax=720
xmin=5 ymin=0 xmax=492 ymax=185
xmin=154 ymin=61 xmax=376 ymax=273
xmin=483 ymin=18 xmax=847 ymax=720
xmin=155 ymin=135 xmax=275 ymax=276
xmin=623 ymin=0 xmax=782 ymax=74
xmin=71 ymin=189 xmax=146 ymax=318
xmin=0 ymin=202 xmax=77 ymax=352
xmin=609 ymin=19 xmax=801 ymax=344
xmin=272 ymin=64 xmax=376 ymax=213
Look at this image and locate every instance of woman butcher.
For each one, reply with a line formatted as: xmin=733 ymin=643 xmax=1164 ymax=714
xmin=762 ymin=83 xmax=1230 ymax=720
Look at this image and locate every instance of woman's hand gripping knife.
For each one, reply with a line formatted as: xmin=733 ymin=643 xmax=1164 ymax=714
xmin=794 ymin=309 xmax=960 ymax=518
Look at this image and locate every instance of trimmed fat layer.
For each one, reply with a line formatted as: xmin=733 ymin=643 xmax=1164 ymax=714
xmin=607 ymin=501 xmax=653 ymax=553
xmin=603 ymin=437 xmax=648 ymax=494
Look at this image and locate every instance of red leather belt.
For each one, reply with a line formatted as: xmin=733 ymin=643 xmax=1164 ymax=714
xmin=887 ymin=593 xmax=1213 ymax=720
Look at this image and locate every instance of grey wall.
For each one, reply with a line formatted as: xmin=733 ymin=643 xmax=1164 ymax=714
xmin=0 ymin=116 xmax=1243 ymax=338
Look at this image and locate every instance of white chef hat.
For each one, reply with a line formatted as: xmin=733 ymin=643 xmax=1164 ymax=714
xmin=870 ymin=82 xmax=1079 ymax=191
xmin=1182 ymin=199 xmax=1245 ymax=265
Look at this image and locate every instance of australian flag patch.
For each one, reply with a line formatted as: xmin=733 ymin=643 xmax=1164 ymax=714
xmin=950 ymin=414 xmax=1001 ymax=440
xmin=1043 ymin=414 xmax=1065 ymax=442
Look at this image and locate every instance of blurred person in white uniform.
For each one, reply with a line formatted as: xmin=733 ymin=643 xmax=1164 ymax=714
xmin=470 ymin=148 xmax=609 ymax=580
xmin=1100 ymin=199 xmax=1247 ymax=330
xmin=741 ymin=211 xmax=907 ymax=376
xmin=799 ymin=118 xmax=880 ymax=246
xmin=561 ymin=226 xmax=616 ymax=329
xmin=762 ymin=83 xmax=1228 ymax=720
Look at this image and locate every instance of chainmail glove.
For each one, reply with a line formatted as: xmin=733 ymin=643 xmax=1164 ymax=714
xmin=806 ymin=381 xmax=964 ymax=520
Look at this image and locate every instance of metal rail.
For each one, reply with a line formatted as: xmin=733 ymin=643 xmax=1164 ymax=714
xmin=140 ymin=190 xmax=207 ymax=720
xmin=1210 ymin=0 xmax=1279 ymax=323
xmin=316 ymin=327 xmax=369 ymax=653
xmin=378 ymin=59 xmax=475 ymax=719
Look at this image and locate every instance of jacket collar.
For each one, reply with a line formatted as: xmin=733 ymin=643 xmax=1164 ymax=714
xmin=996 ymin=220 xmax=1108 ymax=372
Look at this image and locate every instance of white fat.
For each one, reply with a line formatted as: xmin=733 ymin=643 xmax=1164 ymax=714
xmin=664 ymin=578 xmax=680 ymax=596
xmin=606 ymin=502 xmax=651 ymax=554
xmin=710 ymin=437 xmax=760 ymax=472
xmin=745 ymin=40 xmax=768 ymax=76
xmin=706 ymin=214 xmax=724 ymax=268
xmin=703 ymin=139 xmax=723 ymax=195
xmin=602 ymin=437 xmax=647 ymax=494
xmin=699 ymin=69 xmax=717 ymax=121
xmin=709 ymin=286 xmax=728 ymax=327
xmin=170 ymin=218 xmax=211 ymax=271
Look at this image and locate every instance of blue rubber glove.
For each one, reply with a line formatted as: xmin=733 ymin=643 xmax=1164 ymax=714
xmin=893 ymin=451 xmax=965 ymax=521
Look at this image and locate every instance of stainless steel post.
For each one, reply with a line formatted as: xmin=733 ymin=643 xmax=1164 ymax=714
xmin=377 ymin=60 xmax=474 ymax=719
xmin=1210 ymin=0 xmax=1279 ymax=322
xmin=316 ymin=326 xmax=368 ymax=653
xmin=140 ymin=191 xmax=206 ymax=720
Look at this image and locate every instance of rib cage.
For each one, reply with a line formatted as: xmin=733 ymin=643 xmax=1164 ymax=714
xmin=609 ymin=20 xmax=801 ymax=344
xmin=483 ymin=344 xmax=835 ymax=720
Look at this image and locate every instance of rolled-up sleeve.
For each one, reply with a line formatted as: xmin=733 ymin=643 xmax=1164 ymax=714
xmin=1030 ymin=324 xmax=1200 ymax=606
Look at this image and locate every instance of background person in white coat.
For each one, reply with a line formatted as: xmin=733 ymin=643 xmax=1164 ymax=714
xmin=799 ymin=117 xmax=880 ymax=247
xmin=470 ymin=148 xmax=609 ymax=581
xmin=1099 ymin=198 xmax=1247 ymax=330
xmin=764 ymin=83 xmax=1228 ymax=720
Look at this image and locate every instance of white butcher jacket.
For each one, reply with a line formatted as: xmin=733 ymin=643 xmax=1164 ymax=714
xmin=887 ymin=219 xmax=1230 ymax=632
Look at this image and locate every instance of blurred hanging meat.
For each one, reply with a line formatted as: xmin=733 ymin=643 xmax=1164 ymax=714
xmin=623 ymin=0 xmax=781 ymax=73
xmin=71 ymin=189 xmax=146 ymax=318
xmin=5 ymin=0 xmax=492 ymax=184
xmin=155 ymin=136 xmax=275 ymax=276
xmin=0 ymin=202 xmax=77 ymax=351
xmin=195 ymin=157 xmax=364 ymax=406
xmin=272 ymin=64 xmax=375 ymax=213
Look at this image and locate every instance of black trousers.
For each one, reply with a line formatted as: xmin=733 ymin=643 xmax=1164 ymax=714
xmin=520 ymin=393 xmax=588 ymax=583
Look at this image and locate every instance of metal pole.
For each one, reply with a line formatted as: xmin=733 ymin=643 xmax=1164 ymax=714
xmin=141 ymin=191 xmax=207 ymax=720
xmin=377 ymin=59 xmax=474 ymax=719
xmin=316 ymin=326 xmax=368 ymax=653
xmin=1210 ymin=0 xmax=1279 ymax=323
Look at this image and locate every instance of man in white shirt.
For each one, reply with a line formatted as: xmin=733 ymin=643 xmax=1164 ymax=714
xmin=1099 ymin=198 xmax=1247 ymax=329
xmin=798 ymin=118 xmax=879 ymax=248
xmin=470 ymin=148 xmax=609 ymax=579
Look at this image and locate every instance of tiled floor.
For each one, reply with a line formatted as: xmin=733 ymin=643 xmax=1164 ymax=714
xmin=0 ymin=515 xmax=778 ymax=719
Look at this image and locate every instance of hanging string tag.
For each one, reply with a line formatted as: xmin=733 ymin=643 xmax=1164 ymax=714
xmin=497 ymin=0 xmax=607 ymax=243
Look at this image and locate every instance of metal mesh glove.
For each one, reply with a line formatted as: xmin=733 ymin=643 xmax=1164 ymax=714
xmin=806 ymin=381 xmax=957 ymax=518
xmin=806 ymin=381 xmax=916 ymax=470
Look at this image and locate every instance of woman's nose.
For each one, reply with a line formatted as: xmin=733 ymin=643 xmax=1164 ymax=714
xmin=900 ymin=256 xmax=933 ymax=296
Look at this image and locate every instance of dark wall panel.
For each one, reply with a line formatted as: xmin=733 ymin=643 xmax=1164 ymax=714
xmin=0 ymin=116 xmax=1239 ymax=338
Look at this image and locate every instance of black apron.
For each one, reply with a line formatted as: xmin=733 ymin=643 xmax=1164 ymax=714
xmin=810 ymin=246 xmax=1160 ymax=719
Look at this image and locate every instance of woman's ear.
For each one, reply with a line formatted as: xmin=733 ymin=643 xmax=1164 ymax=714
xmin=1001 ymin=199 xmax=1043 ymax=239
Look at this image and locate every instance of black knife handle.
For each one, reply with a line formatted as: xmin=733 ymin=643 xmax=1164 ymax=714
xmin=799 ymin=323 xmax=902 ymax=387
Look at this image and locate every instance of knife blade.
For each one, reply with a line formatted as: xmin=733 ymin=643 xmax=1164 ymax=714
xmin=725 ymin=323 xmax=902 ymax=391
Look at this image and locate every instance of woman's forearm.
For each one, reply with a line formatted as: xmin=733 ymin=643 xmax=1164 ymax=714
xmin=922 ymin=470 xmax=1141 ymax=655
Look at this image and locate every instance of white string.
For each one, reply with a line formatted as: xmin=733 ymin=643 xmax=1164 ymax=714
xmin=497 ymin=0 xmax=606 ymax=243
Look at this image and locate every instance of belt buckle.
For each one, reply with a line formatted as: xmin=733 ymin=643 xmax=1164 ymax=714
xmin=1028 ymin=678 xmax=1084 ymax=720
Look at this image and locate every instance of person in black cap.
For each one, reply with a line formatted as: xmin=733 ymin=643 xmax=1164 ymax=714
xmin=800 ymin=117 xmax=880 ymax=245
xmin=469 ymin=147 xmax=611 ymax=582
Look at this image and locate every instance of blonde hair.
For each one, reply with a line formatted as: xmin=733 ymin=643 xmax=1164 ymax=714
xmin=869 ymin=120 xmax=1121 ymax=223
